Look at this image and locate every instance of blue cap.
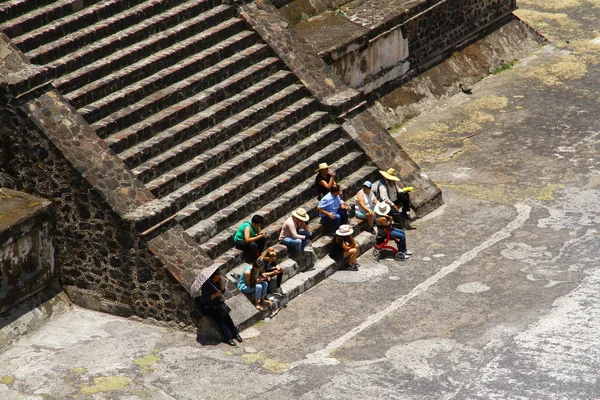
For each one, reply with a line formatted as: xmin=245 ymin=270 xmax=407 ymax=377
xmin=363 ymin=181 xmax=372 ymax=188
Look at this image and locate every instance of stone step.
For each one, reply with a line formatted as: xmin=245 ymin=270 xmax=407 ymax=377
xmin=125 ymin=108 xmax=329 ymax=232
xmin=184 ymin=138 xmax=357 ymax=243
xmin=173 ymin=122 xmax=342 ymax=231
xmin=0 ymin=0 xmax=59 ymax=23
xmin=211 ymin=199 xmax=369 ymax=274
xmin=80 ymin=40 xmax=268 ymax=124
xmin=200 ymin=163 xmax=378 ymax=260
xmin=24 ymin=0 xmax=198 ymax=63
xmin=55 ymin=4 xmax=237 ymax=97
xmin=226 ymin=228 xmax=377 ymax=331
xmin=64 ymin=28 xmax=257 ymax=109
xmin=194 ymin=152 xmax=375 ymax=260
xmin=0 ymin=0 xmax=100 ymax=41
xmin=138 ymin=92 xmax=317 ymax=196
xmin=26 ymin=0 xmax=231 ymax=78
xmin=102 ymin=64 xmax=290 ymax=153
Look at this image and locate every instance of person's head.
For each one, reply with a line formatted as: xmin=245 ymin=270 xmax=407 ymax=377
xmin=380 ymin=168 xmax=400 ymax=184
xmin=335 ymin=224 xmax=353 ymax=237
xmin=331 ymin=184 xmax=341 ymax=196
xmin=376 ymin=216 xmax=389 ymax=227
xmin=374 ymin=202 xmax=391 ymax=217
xmin=251 ymin=214 xmax=265 ymax=228
xmin=316 ymin=162 xmax=330 ymax=176
xmin=262 ymin=247 xmax=277 ymax=263
xmin=362 ymin=181 xmax=372 ymax=194
xmin=210 ymin=269 xmax=222 ymax=283
xmin=291 ymin=208 xmax=309 ymax=223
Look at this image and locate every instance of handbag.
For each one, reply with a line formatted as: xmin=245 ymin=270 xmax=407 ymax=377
xmin=215 ymin=302 xmax=231 ymax=316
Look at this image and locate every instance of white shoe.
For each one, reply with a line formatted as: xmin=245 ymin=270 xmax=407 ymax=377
xmin=404 ymin=250 xmax=413 ymax=255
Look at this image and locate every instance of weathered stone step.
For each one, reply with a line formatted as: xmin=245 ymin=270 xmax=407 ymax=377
xmin=0 ymin=0 xmax=58 ymax=23
xmin=200 ymin=162 xmax=377 ymax=260
xmin=102 ymin=64 xmax=290 ymax=153
xmin=24 ymin=0 xmax=198 ymax=63
xmin=54 ymin=3 xmax=236 ymax=97
xmin=136 ymin=89 xmax=315 ymax=195
xmin=125 ymin=106 xmax=326 ymax=231
xmin=187 ymin=141 xmax=360 ymax=244
xmin=64 ymin=28 xmax=257 ymax=109
xmin=0 ymin=0 xmax=100 ymax=40
xmin=80 ymin=40 xmax=268 ymax=124
xmin=174 ymin=122 xmax=342 ymax=231
xmin=26 ymin=0 xmax=233 ymax=79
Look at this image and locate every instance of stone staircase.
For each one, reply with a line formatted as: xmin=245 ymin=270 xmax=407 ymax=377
xmin=0 ymin=0 xmax=380 ymax=326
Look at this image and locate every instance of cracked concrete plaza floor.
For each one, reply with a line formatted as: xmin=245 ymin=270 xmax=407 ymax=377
xmin=1 ymin=0 xmax=600 ymax=399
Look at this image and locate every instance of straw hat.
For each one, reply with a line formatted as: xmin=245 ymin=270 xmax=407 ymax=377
xmin=292 ymin=207 xmax=310 ymax=222
xmin=380 ymin=168 xmax=400 ymax=181
xmin=374 ymin=202 xmax=391 ymax=216
xmin=335 ymin=224 xmax=354 ymax=236
xmin=314 ymin=162 xmax=329 ymax=172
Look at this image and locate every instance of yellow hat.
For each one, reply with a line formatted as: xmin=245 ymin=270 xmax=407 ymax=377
xmin=380 ymin=168 xmax=400 ymax=181
xmin=315 ymin=162 xmax=329 ymax=172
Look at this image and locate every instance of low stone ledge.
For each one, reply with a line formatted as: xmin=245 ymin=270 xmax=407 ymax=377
xmin=147 ymin=226 xmax=212 ymax=294
xmin=0 ymin=189 xmax=56 ymax=313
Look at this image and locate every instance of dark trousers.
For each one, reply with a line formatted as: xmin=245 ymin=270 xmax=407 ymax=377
xmin=235 ymin=237 xmax=266 ymax=262
xmin=266 ymin=265 xmax=283 ymax=293
xmin=320 ymin=207 xmax=349 ymax=234
xmin=389 ymin=192 xmax=411 ymax=224
xmin=201 ymin=305 xmax=238 ymax=342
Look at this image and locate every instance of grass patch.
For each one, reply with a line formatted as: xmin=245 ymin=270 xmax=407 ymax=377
xmin=492 ymin=59 xmax=518 ymax=75
xmin=390 ymin=121 xmax=404 ymax=133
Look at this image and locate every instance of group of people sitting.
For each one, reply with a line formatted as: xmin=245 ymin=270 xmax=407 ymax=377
xmin=198 ymin=163 xmax=415 ymax=345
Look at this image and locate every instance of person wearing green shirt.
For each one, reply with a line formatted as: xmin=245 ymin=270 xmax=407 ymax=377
xmin=233 ymin=215 xmax=267 ymax=262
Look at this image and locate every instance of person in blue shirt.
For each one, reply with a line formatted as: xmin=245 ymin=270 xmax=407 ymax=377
xmin=317 ymin=184 xmax=349 ymax=234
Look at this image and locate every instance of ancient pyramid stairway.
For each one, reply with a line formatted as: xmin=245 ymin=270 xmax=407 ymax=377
xmin=0 ymin=0 xmax=381 ymax=327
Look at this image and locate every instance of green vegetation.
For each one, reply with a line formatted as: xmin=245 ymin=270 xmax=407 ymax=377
xmin=390 ymin=121 xmax=404 ymax=133
xmin=492 ymin=59 xmax=518 ymax=75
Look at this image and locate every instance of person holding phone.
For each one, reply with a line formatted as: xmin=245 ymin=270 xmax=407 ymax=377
xmin=234 ymin=214 xmax=267 ymax=262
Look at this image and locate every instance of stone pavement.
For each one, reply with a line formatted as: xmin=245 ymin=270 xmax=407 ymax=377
xmin=2 ymin=0 xmax=600 ymax=399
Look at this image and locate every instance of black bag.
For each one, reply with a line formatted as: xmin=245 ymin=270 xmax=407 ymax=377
xmin=215 ymin=302 xmax=231 ymax=316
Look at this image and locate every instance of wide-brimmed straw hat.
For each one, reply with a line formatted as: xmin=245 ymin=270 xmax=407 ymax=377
xmin=314 ymin=162 xmax=330 ymax=172
xmin=380 ymin=168 xmax=400 ymax=181
xmin=292 ymin=207 xmax=310 ymax=222
xmin=335 ymin=224 xmax=354 ymax=236
xmin=374 ymin=202 xmax=391 ymax=216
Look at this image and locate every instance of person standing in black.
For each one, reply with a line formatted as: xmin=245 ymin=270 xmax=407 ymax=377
xmin=197 ymin=270 xmax=243 ymax=346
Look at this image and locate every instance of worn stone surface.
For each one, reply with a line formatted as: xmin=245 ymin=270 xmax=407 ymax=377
xmin=1 ymin=1 xmax=600 ymax=399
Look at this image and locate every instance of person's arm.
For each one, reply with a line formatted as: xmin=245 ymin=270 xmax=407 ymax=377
xmin=371 ymin=192 xmax=378 ymax=205
xmin=341 ymin=238 xmax=352 ymax=251
xmin=317 ymin=197 xmax=335 ymax=219
xmin=318 ymin=174 xmax=335 ymax=192
xmin=244 ymin=226 xmax=265 ymax=243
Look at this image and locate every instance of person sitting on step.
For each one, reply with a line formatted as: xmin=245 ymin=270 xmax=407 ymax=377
xmin=237 ymin=262 xmax=272 ymax=311
xmin=256 ymin=248 xmax=283 ymax=295
xmin=314 ymin=162 xmax=337 ymax=200
xmin=329 ymin=224 xmax=360 ymax=271
xmin=279 ymin=207 xmax=313 ymax=256
xmin=355 ymin=180 xmax=379 ymax=234
xmin=371 ymin=168 xmax=414 ymax=229
xmin=317 ymin=184 xmax=349 ymax=234
xmin=373 ymin=203 xmax=412 ymax=258
xmin=196 ymin=269 xmax=243 ymax=347
xmin=233 ymin=214 xmax=267 ymax=262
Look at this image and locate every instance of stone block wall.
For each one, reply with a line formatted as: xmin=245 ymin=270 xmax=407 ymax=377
xmin=0 ymin=189 xmax=55 ymax=313
xmin=322 ymin=0 xmax=517 ymax=92
xmin=0 ymin=94 xmax=196 ymax=327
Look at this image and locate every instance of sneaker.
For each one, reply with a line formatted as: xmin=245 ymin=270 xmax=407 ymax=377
xmin=402 ymin=253 xmax=410 ymax=259
xmin=346 ymin=264 xmax=359 ymax=271
xmin=404 ymin=250 xmax=413 ymax=255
